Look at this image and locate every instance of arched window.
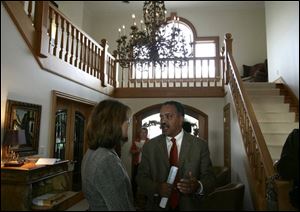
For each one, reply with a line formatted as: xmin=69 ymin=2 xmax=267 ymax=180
xmin=133 ymin=15 xmax=220 ymax=81
xmin=132 ymin=104 xmax=208 ymax=141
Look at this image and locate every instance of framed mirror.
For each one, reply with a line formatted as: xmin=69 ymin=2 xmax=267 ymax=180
xmin=4 ymin=100 xmax=42 ymax=156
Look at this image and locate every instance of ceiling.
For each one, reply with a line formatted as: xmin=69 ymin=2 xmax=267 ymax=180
xmin=83 ymin=1 xmax=265 ymax=15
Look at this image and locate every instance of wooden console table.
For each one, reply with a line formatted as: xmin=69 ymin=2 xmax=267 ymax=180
xmin=1 ymin=160 xmax=81 ymax=211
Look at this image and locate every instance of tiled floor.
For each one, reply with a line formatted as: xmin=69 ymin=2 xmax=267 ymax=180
xmin=65 ymin=199 xmax=89 ymax=211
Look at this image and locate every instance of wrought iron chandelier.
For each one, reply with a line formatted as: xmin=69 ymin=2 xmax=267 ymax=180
xmin=116 ymin=1 xmax=190 ymax=69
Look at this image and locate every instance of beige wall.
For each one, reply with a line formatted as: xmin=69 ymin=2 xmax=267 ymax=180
xmin=56 ymin=1 xmax=84 ymax=29
xmin=265 ymin=1 xmax=299 ymax=97
xmin=85 ymin=3 xmax=267 ymax=74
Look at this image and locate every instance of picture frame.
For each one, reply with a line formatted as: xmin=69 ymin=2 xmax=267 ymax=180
xmin=4 ymin=99 xmax=42 ymax=156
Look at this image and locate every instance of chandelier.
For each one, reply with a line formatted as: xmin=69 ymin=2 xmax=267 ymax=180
xmin=116 ymin=1 xmax=190 ymax=69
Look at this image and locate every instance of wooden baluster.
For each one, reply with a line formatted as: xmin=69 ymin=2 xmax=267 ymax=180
xmin=92 ymin=45 xmax=96 ymax=77
xmin=220 ymin=47 xmax=225 ymax=87
xmin=122 ymin=67 xmax=125 ymax=88
xmin=79 ymin=33 xmax=84 ymax=70
xmin=48 ymin=7 xmax=53 ymax=53
xmin=96 ymin=45 xmax=99 ymax=78
xmin=91 ymin=43 xmax=95 ymax=76
xmin=100 ymin=39 xmax=108 ymax=87
xmin=107 ymin=57 xmax=110 ymax=84
xmin=27 ymin=1 xmax=32 ymax=19
xmin=53 ymin=12 xmax=59 ymax=56
xmin=91 ymin=42 xmax=94 ymax=75
xmin=193 ymin=58 xmax=196 ymax=87
xmin=200 ymin=59 xmax=203 ymax=87
xmin=109 ymin=58 xmax=113 ymax=85
xmin=83 ymin=36 xmax=87 ymax=72
xmin=70 ymin=26 xmax=75 ymax=65
xmin=64 ymin=21 xmax=70 ymax=62
xmin=224 ymin=33 xmax=232 ymax=84
xmin=59 ymin=16 xmax=64 ymax=59
xmin=112 ymin=51 xmax=118 ymax=88
xmin=107 ymin=57 xmax=112 ymax=85
xmin=75 ymin=29 xmax=79 ymax=67
xmin=96 ymin=47 xmax=101 ymax=79
xmin=86 ymin=40 xmax=90 ymax=74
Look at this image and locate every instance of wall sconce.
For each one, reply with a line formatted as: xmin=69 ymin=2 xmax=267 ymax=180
xmin=2 ymin=129 xmax=26 ymax=166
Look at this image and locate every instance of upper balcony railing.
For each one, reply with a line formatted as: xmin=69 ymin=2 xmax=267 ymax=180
xmin=117 ymin=56 xmax=225 ymax=89
xmin=3 ymin=1 xmax=225 ymax=97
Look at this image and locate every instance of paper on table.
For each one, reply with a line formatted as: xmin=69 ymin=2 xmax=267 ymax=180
xmin=35 ymin=158 xmax=58 ymax=165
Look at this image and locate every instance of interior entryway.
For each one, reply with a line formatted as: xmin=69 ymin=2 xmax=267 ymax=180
xmin=51 ymin=91 xmax=96 ymax=191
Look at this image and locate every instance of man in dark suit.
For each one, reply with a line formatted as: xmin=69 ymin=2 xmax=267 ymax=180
xmin=136 ymin=101 xmax=216 ymax=210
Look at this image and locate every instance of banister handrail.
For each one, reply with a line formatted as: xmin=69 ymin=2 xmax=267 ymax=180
xmin=224 ymin=33 xmax=275 ymax=210
xmin=227 ymin=53 xmax=274 ymax=176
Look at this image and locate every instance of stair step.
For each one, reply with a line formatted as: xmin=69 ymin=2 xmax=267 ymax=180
xmin=268 ymin=145 xmax=283 ymax=161
xmin=243 ymin=82 xmax=276 ymax=89
xmin=249 ymin=95 xmax=284 ymax=103
xmin=256 ymin=112 xmax=295 ymax=122
xmin=252 ymin=103 xmax=290 ymax=113
xmin=264 ymin=133 xmax=289 ymax=146
xmin=259 ymin=122 xmax=299 ymax=133
xmin=246 ymin=89 xmax=280 ymax=95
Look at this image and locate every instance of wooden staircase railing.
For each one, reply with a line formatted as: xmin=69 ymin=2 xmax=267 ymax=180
xmin=3 ymin=1 xmax=116 ymax=95
xmin=3 ymin=1 xmax=225 ymax=98
xmin=224 ymin=33 xmax=275 ymax=210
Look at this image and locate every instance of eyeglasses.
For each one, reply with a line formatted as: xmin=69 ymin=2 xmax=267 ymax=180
xmin=160 ymin=112 xmax=176 ymax=121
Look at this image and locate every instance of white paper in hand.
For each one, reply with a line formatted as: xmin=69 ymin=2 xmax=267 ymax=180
xmin=159 ymin=166 xmax=178 ymax=208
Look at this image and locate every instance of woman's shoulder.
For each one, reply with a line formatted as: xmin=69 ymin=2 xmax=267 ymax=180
xmin=85 ymin=148 xmax=118 ymax=163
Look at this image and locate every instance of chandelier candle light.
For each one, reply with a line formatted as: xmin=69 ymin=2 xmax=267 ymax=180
xmin=116 ymin=1 xmax=190 ymax=69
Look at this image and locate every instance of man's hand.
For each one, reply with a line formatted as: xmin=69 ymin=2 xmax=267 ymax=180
xmin=159 ymin=182 xmax=173 ymax=197
xmin=177 ymin=171 xmax=200 ymax=194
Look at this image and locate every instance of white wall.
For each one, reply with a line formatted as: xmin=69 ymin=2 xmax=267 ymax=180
xmin=265 ymin=1 xmax=299 ymax=98
xmin=55 ymin=1 xmax=84 ymax=29
xmin=85 ymin=3 xmax=267 ymax=74
xmin=224 ymin=86 xmax=254 ymax=210
xmin=119 ymin=98 xmax=225 ymax=179
xmin=1 ymin=4 xmax=107 ymax=156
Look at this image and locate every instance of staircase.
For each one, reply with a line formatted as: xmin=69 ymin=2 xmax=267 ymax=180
xmin=244 ymin=82 xmax=299 ymax=162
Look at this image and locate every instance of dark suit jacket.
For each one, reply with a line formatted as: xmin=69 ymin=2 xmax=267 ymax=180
xmin=136 ymin=132 xmax=216 ymax=211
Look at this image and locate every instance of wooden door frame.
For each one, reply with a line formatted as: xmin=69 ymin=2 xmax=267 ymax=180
xmin=132 ymin=103 xmax=208 ymax=143
xmin=131 ymin=103 xmax=208 ymax=178
xmin=50 ymin=90 xmax=96 ymax=157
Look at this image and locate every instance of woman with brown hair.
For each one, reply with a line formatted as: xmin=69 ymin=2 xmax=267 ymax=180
xmin=81 ymin=99 xmax=135 ymax=211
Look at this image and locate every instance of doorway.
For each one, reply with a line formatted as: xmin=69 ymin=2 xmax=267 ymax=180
xmin=51 ymin=91 xmax=96 ymax=191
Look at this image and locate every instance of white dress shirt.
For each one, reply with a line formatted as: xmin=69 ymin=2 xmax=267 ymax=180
xmin=166 ymin=129 xmax=184 ymax=158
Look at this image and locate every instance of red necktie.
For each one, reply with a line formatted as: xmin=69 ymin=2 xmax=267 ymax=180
xmin=169 ymin=137 xmax=179 ymax=209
